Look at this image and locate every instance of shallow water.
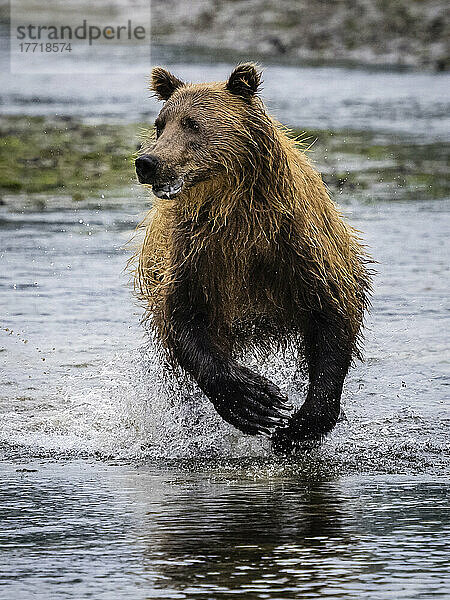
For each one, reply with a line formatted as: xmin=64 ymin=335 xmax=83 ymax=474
xmin=1 ymin=193 xmax=449 ymax=597
xmin=1 ymin=50 xmax=449 ymax=598
xmin=1 ymin=463 xmax=449 ymax=600
xmin=1 ymin=44 xmax=449 ymax=141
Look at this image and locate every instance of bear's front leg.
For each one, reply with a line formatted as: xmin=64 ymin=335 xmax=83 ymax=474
xmin=205 ymin=359 xmax=292 ymax=435
xmin=272 ymin=312 xmax=353 ymax=453
xmin=161 ymin=231 xmax=291 ymax=436
xmin=164 ymin=309 xmax=291 ymax=436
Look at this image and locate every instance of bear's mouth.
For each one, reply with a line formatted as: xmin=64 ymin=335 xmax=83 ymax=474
xmin=152 ymin=177 xmax=184 ymax=199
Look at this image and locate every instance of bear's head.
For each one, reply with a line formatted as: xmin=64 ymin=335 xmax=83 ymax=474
xmin=135 ymin=63 xmax=264 ymax=199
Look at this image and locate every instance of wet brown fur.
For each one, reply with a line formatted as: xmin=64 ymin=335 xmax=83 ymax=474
xmin=133 ymin=64 xmax=372 ymax=451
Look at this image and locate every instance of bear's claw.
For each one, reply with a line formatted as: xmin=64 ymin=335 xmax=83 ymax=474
xmin=209 ymin=366 xmax=292 ymax=436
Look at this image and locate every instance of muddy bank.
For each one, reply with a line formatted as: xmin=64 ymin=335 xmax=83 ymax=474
xmin=0 ymin=117 xmax=139 ymax=203
xmin=151 ymin=0 xmax=449 ymax=71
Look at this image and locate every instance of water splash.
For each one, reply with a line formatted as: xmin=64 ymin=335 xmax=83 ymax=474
xmin=1 ymin=337 xmax=448 ymax=474
xmin=1 ymin=339 xmax=291 ymax=460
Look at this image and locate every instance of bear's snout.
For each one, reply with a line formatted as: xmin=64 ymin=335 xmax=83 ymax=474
xmin=135 ymin=154 xmax=160 ymax=184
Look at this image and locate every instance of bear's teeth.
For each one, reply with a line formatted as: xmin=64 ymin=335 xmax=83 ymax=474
xmin=153 ymin=178 xmax=184 ymax=199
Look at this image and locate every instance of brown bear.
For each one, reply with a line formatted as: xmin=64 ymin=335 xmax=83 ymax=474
xmin=134 ymin=63 xmax=372 ymax=453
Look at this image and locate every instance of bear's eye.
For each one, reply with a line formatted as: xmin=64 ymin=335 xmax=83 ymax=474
xmin=154 ymin=118 xmax=164 ymax=138
xmin=181 ymin=117 xmax=200 ymax=133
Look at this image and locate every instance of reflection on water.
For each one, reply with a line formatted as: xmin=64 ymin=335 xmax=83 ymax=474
xmin=142 ymin=476 xmax=450 ymax=599
xmin=1 ymin=461 xmax=449 ymax=599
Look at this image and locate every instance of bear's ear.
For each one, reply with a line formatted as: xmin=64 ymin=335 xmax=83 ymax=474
xmin=150 ymin=67 xmax=184 ymax=101
xmin=226 ymin=63 xmax=262 ymax=100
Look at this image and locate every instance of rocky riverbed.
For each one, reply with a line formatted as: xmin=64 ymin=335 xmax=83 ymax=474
xmin=151 ymin=0 xmax=449 ymax=70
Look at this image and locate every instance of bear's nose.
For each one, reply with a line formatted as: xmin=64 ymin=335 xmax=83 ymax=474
xmin=135 ymin=154 xmax=160 ymax=183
